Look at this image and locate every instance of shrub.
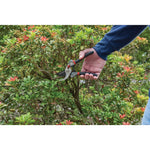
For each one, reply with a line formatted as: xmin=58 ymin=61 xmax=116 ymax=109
xmin=0 ymin=25 xmax=149 ymax=125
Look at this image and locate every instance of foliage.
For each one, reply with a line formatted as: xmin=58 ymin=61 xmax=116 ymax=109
xmin=0 ymin=25 xmax=149 ymax=125
xmin=0 ymin=25 xmax=21 ymax=46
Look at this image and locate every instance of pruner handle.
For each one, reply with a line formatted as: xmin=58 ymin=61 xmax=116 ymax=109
xmin=78 ymin=72 xmax=97 ymax=76
xmin=75 ymin=51 xmax=94 ymax=64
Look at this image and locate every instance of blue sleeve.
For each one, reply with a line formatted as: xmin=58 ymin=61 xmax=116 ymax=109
xmin=93 ymin=25 xmax=148 ymax=60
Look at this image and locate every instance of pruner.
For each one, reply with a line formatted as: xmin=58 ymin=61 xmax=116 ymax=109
xmin=56 ymin=51 xmax=97 ymax=81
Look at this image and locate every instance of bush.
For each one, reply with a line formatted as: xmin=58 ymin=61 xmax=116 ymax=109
xmin=0 ymin=25 xmax=149 ymax=125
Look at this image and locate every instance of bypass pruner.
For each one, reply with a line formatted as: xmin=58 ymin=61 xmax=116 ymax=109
xmin=56 ymin=51 xmax=97 ymax=81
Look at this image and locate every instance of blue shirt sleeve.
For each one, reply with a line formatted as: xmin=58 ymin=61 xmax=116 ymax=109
xmin=93 ymin=25 xmax=148 ymax=60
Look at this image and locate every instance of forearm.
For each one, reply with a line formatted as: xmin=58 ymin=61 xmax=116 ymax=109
xmin=93 ymin=25 xmax=148 ymax=60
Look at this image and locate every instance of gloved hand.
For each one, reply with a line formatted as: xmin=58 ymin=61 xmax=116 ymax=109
xmin=79 ymin=48 xmax=106 ymax=80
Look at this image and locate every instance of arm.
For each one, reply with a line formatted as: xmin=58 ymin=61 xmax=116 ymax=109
xmin=79 ymin=25 xmax=148 ymax=80
xmin=93 ymin=25 xmax=148 ymax=60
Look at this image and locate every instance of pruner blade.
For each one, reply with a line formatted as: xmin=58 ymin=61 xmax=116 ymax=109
xmin=56 ymin=70 xmax=66 ymax=77
xmin=59 ymin=66 xmax=72 ymax=81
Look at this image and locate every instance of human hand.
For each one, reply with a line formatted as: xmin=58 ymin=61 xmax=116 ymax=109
xmin=79 ymin=48 xmax=106 ymax=80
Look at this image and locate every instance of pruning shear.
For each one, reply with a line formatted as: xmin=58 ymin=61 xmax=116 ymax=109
xmin=56 ymin=51 xmax=97 ymax=81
